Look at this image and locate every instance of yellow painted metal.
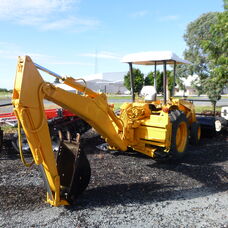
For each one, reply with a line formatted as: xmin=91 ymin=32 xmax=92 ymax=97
xmin=12 ymin=56 xmax=198 ymax=206
xmin=170 ymin=98 xmax=197 ymax=124
xmin=118 ymin=102 xmax=172 ymax=157
xmin=132 ymin=142 xmax=157 ymax=157
xmin=13 ymin=56 xmax=65 ymax=206
xmin=42 ymin=83 xmax=128 ymax=151
xmin=133 ymin=113 xmax=171 ymax=151
xmin=12 ymin=56 xmax=128 ymax=206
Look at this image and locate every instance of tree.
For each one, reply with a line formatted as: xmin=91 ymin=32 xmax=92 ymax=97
xmin=180 ymin=10 xmax=228 ymax=105
xmin=124 ymin=68 xmax=144 ymax=95
xmin=224 ymin=0 xmax=228 ymax=10
xmin=0 ymin=88 xmax=8 ymax=92
xmin=201 ymin=5 xmax=228 ymax=103
xmin=183 ymin=12 xmax=219 ymax=94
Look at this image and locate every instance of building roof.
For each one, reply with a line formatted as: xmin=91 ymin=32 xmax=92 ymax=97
xmin=85 ymin=72 xmax=126 ymax=82
xmin=121 ymin=51 xmax=191 ymax=65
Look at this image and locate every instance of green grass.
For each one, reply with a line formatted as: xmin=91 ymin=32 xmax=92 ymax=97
xmin=112 ymin=102 xmax=220 ymax=113
xmin=108 ymin=94 xmax=228 ymax=100
xmin=195 ymin=106 xmax=220 ymax=113
xmin=107 ymin=95 xmax=131 ymax=100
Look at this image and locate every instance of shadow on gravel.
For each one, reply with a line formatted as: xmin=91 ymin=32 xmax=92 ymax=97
xmin=98 ymin=136 xmax=228 ymax=187
xmin=68 ymin=135 xmax=228 ymax=211
xmin=146 ymin=136 xmax=228 ymax=195
xmin=68 ymin=181 xmax=228 ymax=211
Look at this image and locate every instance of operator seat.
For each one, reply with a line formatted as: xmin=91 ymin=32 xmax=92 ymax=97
xmin=140 ymin=85 xmax=157 ymax=102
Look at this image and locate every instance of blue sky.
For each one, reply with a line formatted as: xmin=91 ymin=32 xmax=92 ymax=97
xmin=0 ymin=0 xmax=224 ymax=89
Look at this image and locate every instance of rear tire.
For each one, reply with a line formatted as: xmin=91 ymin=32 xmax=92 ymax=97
xmin=190 ymin=122 xmax=201 ymax=145
xmin=169 ymin=110 xmax=189 ymax=160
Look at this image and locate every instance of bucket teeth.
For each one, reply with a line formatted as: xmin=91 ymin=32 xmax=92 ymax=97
xmin=56 ymin=134 xmax=91 ymax=204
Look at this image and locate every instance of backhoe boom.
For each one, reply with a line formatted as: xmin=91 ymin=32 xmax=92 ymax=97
xmin=12 ymin=56 xmax=127 ymax=206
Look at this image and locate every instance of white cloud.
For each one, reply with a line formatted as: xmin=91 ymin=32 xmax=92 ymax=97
xmin=41 ymin=16 xmax=100 ymax=31
xmin=0 ymin=0 xmax=74 ymax=20
xmin=0 ymin=0 xmax=99 ymax=31
xmin=159 ymin=15 xmax=179 ymax=21
xmin=0 ymin=42 xmax=93 ymax=68
xmin=130 ymin=10 xmax=148 ymax=18
xmin=81 ymin=51 xmax=121 ymax=60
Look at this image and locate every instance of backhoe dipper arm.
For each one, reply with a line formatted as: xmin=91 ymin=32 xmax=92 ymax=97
xmin=12 ymin=56 xmax=127 ymax=206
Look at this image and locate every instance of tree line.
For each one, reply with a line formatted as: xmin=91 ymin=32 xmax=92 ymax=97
xmin=124 ymin=68 xmax=176 ymax=96
xmin=0 ymin=88 xmax=12 ymax=93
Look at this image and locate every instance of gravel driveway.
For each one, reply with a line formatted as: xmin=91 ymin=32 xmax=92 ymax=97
xmin=0 ymin=131 xmax=227 ymax=228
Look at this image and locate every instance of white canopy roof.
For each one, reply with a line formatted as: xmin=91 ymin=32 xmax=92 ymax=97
xmin=121 ymin=51 xmax=191 ymax=65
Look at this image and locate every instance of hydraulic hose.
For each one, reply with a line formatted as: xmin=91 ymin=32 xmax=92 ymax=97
xmin=17 ymin=116 xmax=34 ymax=168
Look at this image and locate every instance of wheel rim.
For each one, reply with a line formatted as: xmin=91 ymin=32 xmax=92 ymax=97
xmin=215 ymin=120 xmax=222 ymax=132
xmin=176 ymin=121 xmax=187 ymax=152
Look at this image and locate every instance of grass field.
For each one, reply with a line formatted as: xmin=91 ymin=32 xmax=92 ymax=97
xmin=107 ymin=95 xmax=131 ymax=100
xmin=1 ymin=92 xmax=227 ymax=100
xmin=107 ymin=94 xmax=228 ymax=99
xmin=112 ymin=102 xmax=220 ymax=113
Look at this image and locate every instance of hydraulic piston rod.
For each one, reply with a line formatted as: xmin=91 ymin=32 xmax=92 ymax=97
xmin=34 ymin=63 xmax=63 ymax=80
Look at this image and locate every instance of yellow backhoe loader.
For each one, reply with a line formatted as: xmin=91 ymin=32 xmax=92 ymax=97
xmin=12 ymin=52 xmax=200 ymax=206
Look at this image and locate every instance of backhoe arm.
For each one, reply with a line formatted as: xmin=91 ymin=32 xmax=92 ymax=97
xmin=12 ymin=56 xmax=127 ymax=206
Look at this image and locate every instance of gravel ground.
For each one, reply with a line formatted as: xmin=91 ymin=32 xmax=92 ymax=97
xmin=0 ymin=130 xmax=228 ymax=228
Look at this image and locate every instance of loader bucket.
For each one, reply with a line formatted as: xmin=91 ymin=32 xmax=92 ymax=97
xmin=56 ymin=139 xmax=91 ymax=204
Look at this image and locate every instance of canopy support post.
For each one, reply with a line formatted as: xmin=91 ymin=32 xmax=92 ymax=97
xmin=154 ymin=61 xmax=157 ymax=91
xmin=172 ymin=60 xmax=176 ymax=97
xmin=129 ymin=63 xmax=135 ymax=102
xmin=163 ymin=61 xmax=167 ymax=104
